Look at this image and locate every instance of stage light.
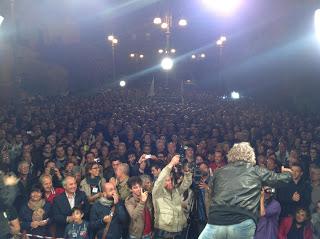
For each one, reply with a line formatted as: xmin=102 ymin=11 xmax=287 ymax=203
xmin=222 ymin=95 xmax=227 ymax=100
xmin=216 ymin=39 xmax=223 ymax=46
xmin=139 ymin=54 xmax=144 ymax=59
xmin=161 ymin=57 xmax=174 ymax=71
xmin=170 ymin=49 xmax=176 ymax=54
xmin=120 ymin=80 xmax=126 ymax=87
xmin=112 ymin=38 xmax=118 ymax=44
xmin=191 ymin=54 xmax=196 ymax=59
xmin=178 ymin=19 xmax=188 ymax=27
xmin=161 ymin=22 xmax=168 ymax=29
xmin=153 ymin=17 xmax=162 ymax=25
xmin=202 ymin=0 xmax=242 ymax=15
xmin=315 ymin=9 xmax=320 ymax=41
xmin=158 ymin=49 xmax=164 ymax=54
xmin=0 ymin=16 xmax=4 ymax=26
xmin=108 ymin=35 xmax=114 ymax=41
xmin=231 ymin=91 xmax=240 ymax=99
xmin=220 ymin=36 xmax=227 ymax=42
xmin=130 ymin=53 xmax=135 ymax=58
xmin=200 ymin=53 xmax=206 ymax=58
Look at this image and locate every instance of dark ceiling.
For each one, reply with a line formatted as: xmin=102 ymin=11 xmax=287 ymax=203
xmin=1 ymin=0 xmax=320 ymax=97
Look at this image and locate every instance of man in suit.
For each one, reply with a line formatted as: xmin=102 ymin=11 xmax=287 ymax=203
xmin=52 ymin=175 xmax=89 ymax=237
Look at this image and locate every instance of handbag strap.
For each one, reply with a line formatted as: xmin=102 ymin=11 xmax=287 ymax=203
xmin=101 ymin=205 xmax=116 ymax=239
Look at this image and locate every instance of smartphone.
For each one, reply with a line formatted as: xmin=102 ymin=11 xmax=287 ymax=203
xmin=145 ymin=154 xmax=152 ymax=159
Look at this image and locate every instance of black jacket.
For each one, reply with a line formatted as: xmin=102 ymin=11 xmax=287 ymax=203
xmin=90 ymin=200 xmax=128 ymax=239
xmin=277 ymin=178 xmax=311 ymax=217
xmin=52 ymin=190 xmax=89 ymax=237
xmin=208 ymin=161 xmax=292 ymax=225
xmin=19 ymin=201 xmax=52 ymax=236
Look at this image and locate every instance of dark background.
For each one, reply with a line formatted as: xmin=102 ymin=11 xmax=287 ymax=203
xmin=0 ymin=0 xmax=320 ymax=107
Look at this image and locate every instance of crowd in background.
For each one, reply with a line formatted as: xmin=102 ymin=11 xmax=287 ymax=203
xmin=1 ymin=89 xmax=320 ymax=239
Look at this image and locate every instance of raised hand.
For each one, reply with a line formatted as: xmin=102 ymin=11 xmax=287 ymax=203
xmin=140 ymin=188 xmax=148 ymax=203
xmin=281 ymin=166 xmax=293 ymax=174
xmin=199 ymin=181 xmax=209 ymax=190
xmin=113 ymin=192 xmax=119 ymax=205
xmin=103 ymin=215 xmax=112 ymax=224
xmin=138 ymin=154 xmax=146 ymax=164
xmin=292 ymin=192 xmax=300 ymax=202
xmin=169 ymin=155 xmax=180 ymax=167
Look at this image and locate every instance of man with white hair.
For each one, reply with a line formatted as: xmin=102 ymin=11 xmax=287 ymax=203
xmin=199 ymin=142 xmax=293 ymax=239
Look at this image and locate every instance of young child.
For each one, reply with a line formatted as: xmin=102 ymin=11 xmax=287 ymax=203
xmin=64 ymin=206 xmax=89 ymax=239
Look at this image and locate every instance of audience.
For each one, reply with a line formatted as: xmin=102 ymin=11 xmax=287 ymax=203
xmin=0 ymin=88 xmax=320 ymax=238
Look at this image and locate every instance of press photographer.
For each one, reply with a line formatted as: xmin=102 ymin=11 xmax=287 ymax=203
xmin=254 ymin=186 xmax=281 ymax=239
xmin=152 ymin=155 xmax=192 ymax=239
xmin=189 ymin=162 xmax=212 ymax=237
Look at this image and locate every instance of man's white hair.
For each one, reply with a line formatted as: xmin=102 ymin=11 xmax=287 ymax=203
xmin=227 ymin=142 xmax=256 ymax=165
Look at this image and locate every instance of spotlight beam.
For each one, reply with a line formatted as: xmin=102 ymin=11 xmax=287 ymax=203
xmin=315 ymin=9 xmax=320 ymax=41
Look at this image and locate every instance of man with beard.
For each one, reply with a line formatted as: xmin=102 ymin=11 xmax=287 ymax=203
xmin=152 ymin=155 xmax=192 ymax=239
xmin=90 ymin=182 xmax=128 ymax=239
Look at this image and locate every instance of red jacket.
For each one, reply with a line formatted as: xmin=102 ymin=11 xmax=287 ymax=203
xmin=277 ymin=216 xmax=312 ymax=239
xmin=45 ymin=187 xmax=64 ymax=204
xmin=209 ymin=161 xmax=226 ymax=173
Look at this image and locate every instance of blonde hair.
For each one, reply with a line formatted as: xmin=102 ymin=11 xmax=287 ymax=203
xmin=227 ymin=142 xmax=256 ymax=165
xmin=39 ymin=174 xmax=52 ymax=185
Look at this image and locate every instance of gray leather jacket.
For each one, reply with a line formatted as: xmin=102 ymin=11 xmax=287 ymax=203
xmin=208 ymin=161 xmax=292 ymax=224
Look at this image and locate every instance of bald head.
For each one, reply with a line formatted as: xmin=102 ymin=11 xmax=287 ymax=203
xmin=104 ymin=182 xmax=115 ymax=192
xmin=104 ymin=182 xmax=117 ymax=199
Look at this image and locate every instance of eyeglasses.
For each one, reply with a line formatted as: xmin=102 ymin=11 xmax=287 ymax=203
xmin=91 ymin=167 xmax=99 ymax=170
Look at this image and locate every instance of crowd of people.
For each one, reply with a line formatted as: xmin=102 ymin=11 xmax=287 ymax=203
xmin=1 ymin=88 xmax=320 ymax=239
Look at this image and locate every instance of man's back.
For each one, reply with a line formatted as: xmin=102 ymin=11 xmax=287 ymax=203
xmin=209 ymin=161 xmax=291 ymax=225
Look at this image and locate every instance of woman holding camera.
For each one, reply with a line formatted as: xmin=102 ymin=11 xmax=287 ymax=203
xmin=254 ymin=187 xmax=281 ymax=239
